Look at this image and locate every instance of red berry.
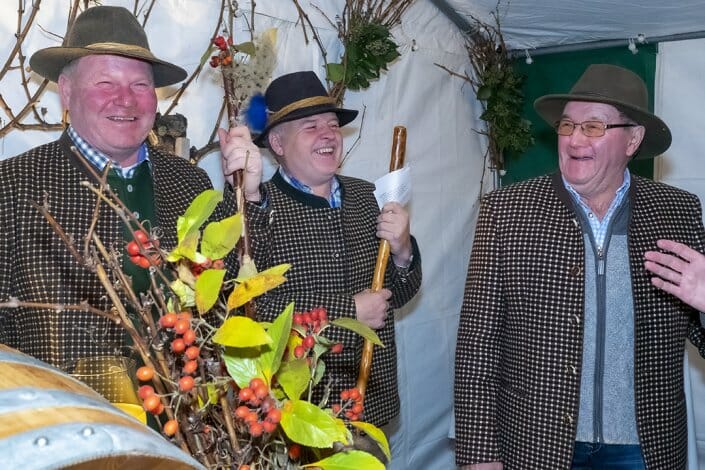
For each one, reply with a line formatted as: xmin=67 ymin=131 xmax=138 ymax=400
xmin=126 ymin=241 xmax=141 ymax=256
xmin=153 ymin=402 xmax=165 ymax=415
xmin=288 ymin=443 xmax=301 ymax=460
xmin=266 ymin=408 xmax=282 ymax=424
xmin=212 ymin=259 xmax=225 ymax=270
xmin=184 ymin=346 xmax=200 ymax=360
xmin=244 ymin=411 xmax=258 ymax=424
xmin=249 ymin=378 xmax=266 ymax=391
xmin=182 ymin=329 xmax=196 ymax=345
xmin=331 ymin=403 xmax=341 ymax=414
xmin=142 ymin=394 xmax=160 ymax=412
xmin=179 ymin=375 xmax=195 ymax=392
xmin=352 ymin=403 xmax=364 ymax=414
xmin=138 ymin=385 xmax=155 ymax=399
xmin=349 ymin=388 xmax=361 ymax=401
xmin=136 ymin=366 xmax=154 ymax=382
xmin=235 ymin=406 xmax=250 ymax=419
xmin=249 ymin=422 xmax=264 ymax=437
xmin=176 ymin=312 xmax=192 ymax=322
xmin=253 ymin=384 xmax=269 ymax=400
xmin=293 ymin=313 xmax=304 ymax=325
xmin=302 ymin=335 xmax=315 ymax=349
xmin=238 ymin=387 xmax=254 ymax=402
xmin=159 ymin=313 xmax=177 ymax=328
xmin=262 ymin=420 xmax=277 ymax=433
xmin=340 ymin=389 xmax=350 ymax=401
xmin=331 ymin=343 xmax=343 ymax=354
xmin=294 ymin=345 xmax=305 ymax=358
xmin=182 ymin=360 xmax=198 ymax=375
xmin=134 ymin=230 xmax=149 ymax=244
xmin=163 ymin=419 xmax=179 ymax=436
xmin=171 ymin=338 xmax=186 ymax=353
xmin=174 ymin=319 xmax=190 ymax=335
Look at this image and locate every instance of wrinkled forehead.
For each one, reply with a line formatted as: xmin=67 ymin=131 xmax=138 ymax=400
xmin=562 ymin=100 xmax=622 ymax=120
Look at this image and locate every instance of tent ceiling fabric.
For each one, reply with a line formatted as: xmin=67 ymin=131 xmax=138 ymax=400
xmin=432 ymin=0 xmax=705 ymax=53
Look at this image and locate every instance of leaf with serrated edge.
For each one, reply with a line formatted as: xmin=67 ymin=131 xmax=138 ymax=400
xmin=276 ymin=358 xmax=309 ymax=400
xmin=222 ymin=346 xmax=265 ymax=388
xmin=170 ymin=278 xmax=195 ymax=307
xmin=330 ymin=318 xmax=384 ymax=346
xmin=212 ymin=316 xmax=271 ymax=348
xmin=227 ymin=264 xmax=291 ymax=310
xmin=258 ymin=302 xmax=293 ymax=382
xmin=176 ymin=189 xmax=223 ymax=243
xmin=201 ymin=214 xmax=242 ymax=260
xmin=280 ymin=400 xmax=350 ymax=448
xmin=195 ymin=269 xmax=225 ymax=314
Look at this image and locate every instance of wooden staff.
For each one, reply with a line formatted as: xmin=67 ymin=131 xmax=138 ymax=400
xmin=356 ymin=126 xmax=407 ymax=399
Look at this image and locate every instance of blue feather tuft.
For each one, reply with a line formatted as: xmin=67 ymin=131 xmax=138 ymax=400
xmin=245 ymin=93 xmax=268 ymax=133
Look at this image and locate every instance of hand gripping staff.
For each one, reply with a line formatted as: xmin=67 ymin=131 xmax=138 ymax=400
xmin=355 ymin=126 xmax=407 ymax=400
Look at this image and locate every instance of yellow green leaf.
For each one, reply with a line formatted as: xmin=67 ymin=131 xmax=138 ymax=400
xmin=212 ymin=316 xmax=272 ymax=348
xmin=201 ymin=214 xmax=242 ymax=260
xmin=276 ymin=357 xmax=309 ymax=400
xmin=234 ymin=41 xmax=256 ymax=56
xmin=195 ymin=269 xmax=226 ymax=314
xmin=280 ymin=400 xmax=350 ymax=448
xmin=167 ymin=231 xmax=201 ymax=262
xmin=222 ymin=346 xmax=265 ymax=388
xmin=350 ymin=421 xmax=390 ymax=461
xmin=227 ymin=264 xmax=291 ymax=310
xmin=258 ymin=302 xmax=294 ymax=381
xmin=303 ymin=450 xmax=385 ymax=469
xmin=176 ymin=189 xmax=223 ymax=243
xmin=331 ymin=317 xmax=384 ymax=346
xmin=170 ymin=278 xmax=195 ymax=307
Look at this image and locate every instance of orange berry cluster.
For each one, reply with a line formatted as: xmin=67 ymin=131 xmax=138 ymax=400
xmin=136 ymin=367 xmax=164 ymax=416
xmin=234 ymin=378 xmax=282 ymax=437
xmin=126 ymin=230 xmax=161 ymax=268
xmin=158 ymin=311 xmax=199 ymax=392
xmin=331 ymin=387 xmax=364 ymax=421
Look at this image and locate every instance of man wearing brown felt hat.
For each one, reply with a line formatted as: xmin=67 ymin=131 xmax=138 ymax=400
xmin=0 ymin=6 xmax=233 ymax=369
xmin=455 ymin=63 xmax=705 ymax=469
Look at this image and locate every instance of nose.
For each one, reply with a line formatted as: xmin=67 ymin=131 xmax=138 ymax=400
xmin=114 ymin=86 xmax=137 ymax=107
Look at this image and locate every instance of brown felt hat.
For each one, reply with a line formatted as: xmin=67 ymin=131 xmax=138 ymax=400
xmin=29 ymin=6 xmax=187 ymax=87
xmin=534 ymin=64 xmax=671 ymax=159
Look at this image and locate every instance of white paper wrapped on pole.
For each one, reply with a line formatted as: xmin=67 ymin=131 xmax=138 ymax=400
xmin=373 ymin=167 xmax=412 ymax=208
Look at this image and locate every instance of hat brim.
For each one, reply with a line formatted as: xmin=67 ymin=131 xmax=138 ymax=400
xmin=253 ymin=104 xmax=358 ymax=148
xmin=30 ymin=47 xmax=187 ymax=88
xmin=534 ymin=93 xmax=672 ymax=159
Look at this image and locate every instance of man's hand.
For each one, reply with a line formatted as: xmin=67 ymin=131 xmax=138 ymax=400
xmin=377 ymin=202 xmax=412 ymax=267
xmin=354 ymin=288 xmax=392 ymax=329
xmin=644 ymin=239 xmax=705 ymax=311
xmin=460 ymin=463 xmax=503 ymax=470
xmin=218 ymin=126 xmax=263 ymax=201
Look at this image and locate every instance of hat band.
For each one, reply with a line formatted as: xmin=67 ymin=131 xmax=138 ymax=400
xmin=269 ymin=96 xmax=336 ymax=124
xmin=84 ymin=42 xmax=155 ymax=58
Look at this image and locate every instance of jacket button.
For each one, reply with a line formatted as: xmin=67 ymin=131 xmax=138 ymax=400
xmin=563 ymin=413 xmax=574 ymax=425
xmin=571 ymin=314 xmax=581 ymax=325
xmin=564 ymin=364 xmax=577 ymax=375
xmin=569 ymin=265 xmax=582 ymax=277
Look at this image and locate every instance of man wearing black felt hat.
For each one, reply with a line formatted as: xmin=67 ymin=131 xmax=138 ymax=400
xmin=219 ymin=71 xmax=422 ymax=428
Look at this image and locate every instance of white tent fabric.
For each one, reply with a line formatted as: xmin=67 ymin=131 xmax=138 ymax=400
xmin=2 ymin=1 xmax=705 ymax=469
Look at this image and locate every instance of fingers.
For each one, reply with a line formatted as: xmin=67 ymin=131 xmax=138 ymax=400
xmin=656 ymin=239 xmax=700 ymax=262
xmin=219 ymin=125 xmax=262 ymax=190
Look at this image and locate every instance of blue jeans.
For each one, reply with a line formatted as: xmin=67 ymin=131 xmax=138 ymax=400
xmin=571 ymin=442 xmax=645 ymax=469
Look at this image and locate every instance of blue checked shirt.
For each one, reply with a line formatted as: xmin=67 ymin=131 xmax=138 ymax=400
xmin=564 ymin=169 xmax=631 ymax=251
xmin=67 ymin=126 xmax=150 ymax=177
xmin=278 ymin=167 xmax=342 ymax=208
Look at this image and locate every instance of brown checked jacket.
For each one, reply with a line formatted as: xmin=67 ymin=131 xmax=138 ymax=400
xmin=455 ymin=172 xmax=705 ymax=469
xmin=0 ymin=132 xmax=232 ymax=367
xmin=246 ymin=171 xmax=422 ymax=426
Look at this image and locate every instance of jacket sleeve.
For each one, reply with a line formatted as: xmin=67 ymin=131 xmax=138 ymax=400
xmin=387 ymin=235 xmax=422 ymax=309
xmin=454 ymin=193 xmax=504 ymax=465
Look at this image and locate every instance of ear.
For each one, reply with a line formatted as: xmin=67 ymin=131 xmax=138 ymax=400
xmin=626 ymin=125 xmax=646 ymax=158
xmin=268 ymin=131 xmax=285 ymax=158
xmin=57 ymin=74 xmax=72 ymax=110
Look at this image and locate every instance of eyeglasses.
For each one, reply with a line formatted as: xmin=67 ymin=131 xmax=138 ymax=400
xmin=554 ymin=119 xmax=637 ymax=137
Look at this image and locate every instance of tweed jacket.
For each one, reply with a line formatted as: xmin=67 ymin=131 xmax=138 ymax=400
xmin=454 ymin=172 xmax=705 ymax=469
xmin=0 ymin=133 xmax=231 ymax=367
xmin=247 ymin=171 xmax=422 ymax=426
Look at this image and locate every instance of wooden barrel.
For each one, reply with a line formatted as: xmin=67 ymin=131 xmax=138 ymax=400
xmin=0 ymin=344 xmax=204 ymax=470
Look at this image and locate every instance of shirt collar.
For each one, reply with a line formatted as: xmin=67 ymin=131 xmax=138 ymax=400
xmin=67 ymin=125 xmax=150 ymax=178
xmin=277 ymin=167 xmax=341 ymax=208
xmin=562 ymin=168 xmax=631 ymax=208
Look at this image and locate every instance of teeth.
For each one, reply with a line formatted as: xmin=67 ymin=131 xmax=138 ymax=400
xmin=315 ymin=147 xmax=334 ymax=154
xmin=109 ymin=116 xmax=136 ymax=121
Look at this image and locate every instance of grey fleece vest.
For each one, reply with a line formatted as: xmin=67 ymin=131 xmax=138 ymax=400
xmin=575 ymin=196 xmax=639 ymax=445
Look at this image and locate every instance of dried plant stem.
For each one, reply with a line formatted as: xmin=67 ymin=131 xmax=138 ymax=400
xmin=0 ymin=299 xmax=117 ymax=321
xmin=220 ymin=395 xmax=241 ymax=453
